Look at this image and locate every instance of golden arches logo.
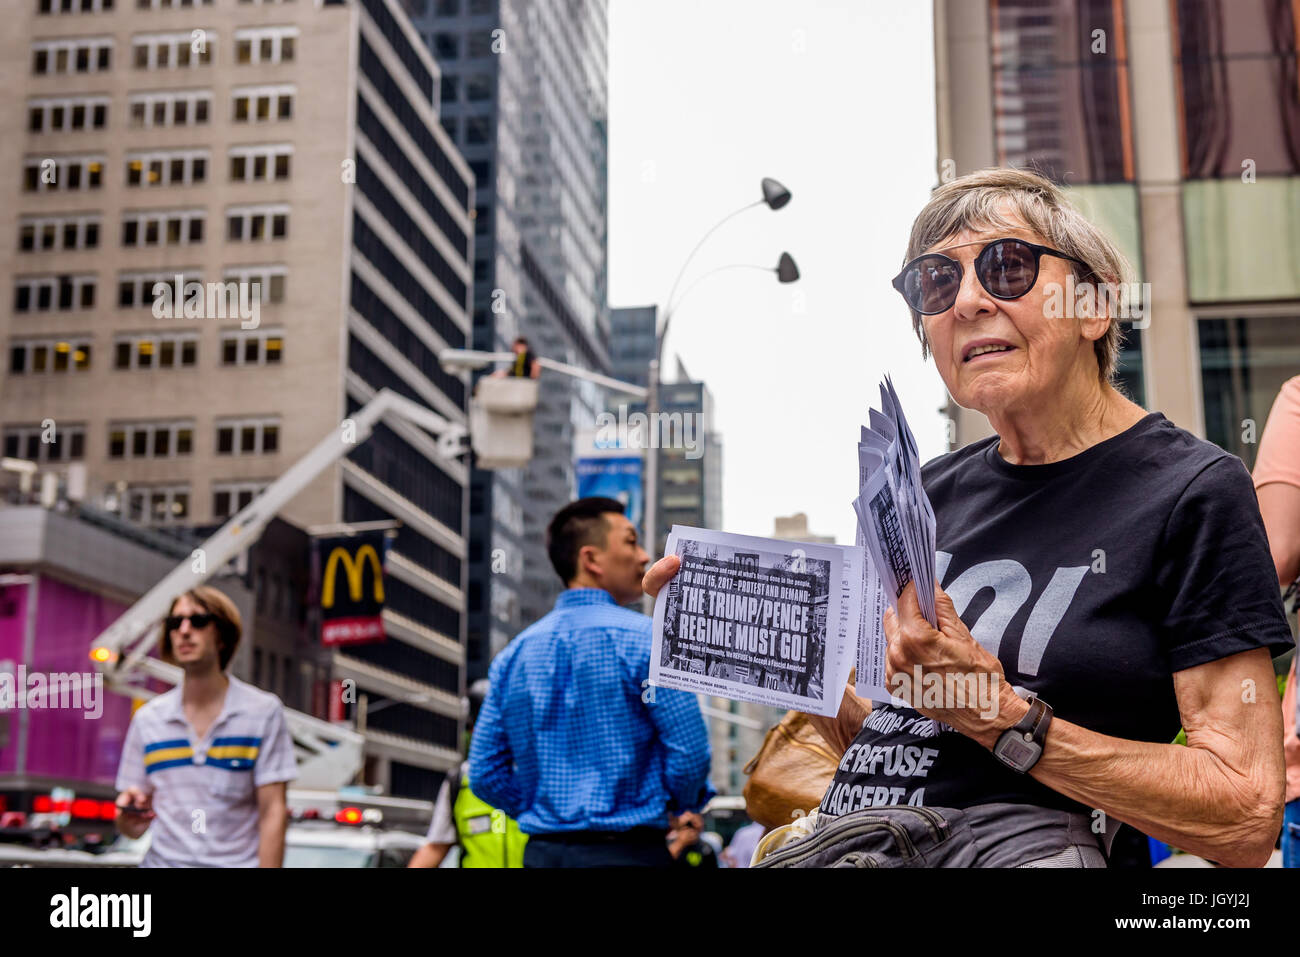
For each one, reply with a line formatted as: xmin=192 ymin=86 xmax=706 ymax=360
xmin=322 ymin=545 xmax=385 ymax=609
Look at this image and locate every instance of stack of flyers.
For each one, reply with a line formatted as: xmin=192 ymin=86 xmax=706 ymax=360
xmin=852 ymin=377 xmax=938 ymax=702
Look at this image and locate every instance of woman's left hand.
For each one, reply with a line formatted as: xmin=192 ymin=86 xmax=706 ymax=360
xmin=883 ymin=581 xmax=1028 ymax=748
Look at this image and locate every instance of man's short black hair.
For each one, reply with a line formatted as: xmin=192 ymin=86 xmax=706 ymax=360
xmin=547 ymin=497 xmax=626 ymax=585
xmin=513 ymin=335 xmax=530 ymax=348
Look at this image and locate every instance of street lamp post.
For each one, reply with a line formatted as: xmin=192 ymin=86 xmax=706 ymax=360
xmin=642 ymin=179 xmax=797 ymax=603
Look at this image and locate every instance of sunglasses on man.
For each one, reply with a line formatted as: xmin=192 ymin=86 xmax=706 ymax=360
xmin=165 ymin=612 xmax=215 ymax=632
xmin=892 ymin=237 xmax=1089 ymax=316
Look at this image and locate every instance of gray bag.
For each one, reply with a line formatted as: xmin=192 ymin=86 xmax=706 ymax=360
xmin=753 ymin=805 xmax=978 ymax=868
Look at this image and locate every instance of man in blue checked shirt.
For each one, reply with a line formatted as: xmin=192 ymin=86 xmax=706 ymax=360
xmin=470 ymin=497 xmax=714 ymax=867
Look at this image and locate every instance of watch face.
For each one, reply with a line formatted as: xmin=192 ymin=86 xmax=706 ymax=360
xmin=997 ymin=736 xmax=1037 ymax=770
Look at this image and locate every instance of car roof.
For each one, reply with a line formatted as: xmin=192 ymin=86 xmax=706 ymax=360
xmin=286 ymin=823 xmax=425 ymax=850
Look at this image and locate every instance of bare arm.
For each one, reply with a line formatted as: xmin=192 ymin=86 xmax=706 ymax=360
xmin=1257 ymin=482 xmax=1300 ymax=586
xmin=1020 ymin=649 xmax=1284 ymax=868
xmin=408 ymin=842 xmax=451 ymax=868
xmin=888 ymin=585 xmax=1286 ymax=868
xmin=256 ymin=781 xmax=289 ymax=868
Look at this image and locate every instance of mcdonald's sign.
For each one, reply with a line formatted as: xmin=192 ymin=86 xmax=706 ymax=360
xmin=314 ymin=532 xmax=387 ymax=646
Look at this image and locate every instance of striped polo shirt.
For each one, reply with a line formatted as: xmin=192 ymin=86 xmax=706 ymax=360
xmin=115 ymin=674 xmax=297 ymax=867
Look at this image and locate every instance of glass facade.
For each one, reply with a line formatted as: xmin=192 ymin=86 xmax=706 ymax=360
xmin=1198 ymin=315 xmax=1300 ymax=470
xmin=989 ymin=0 xmax=1134 ymax=183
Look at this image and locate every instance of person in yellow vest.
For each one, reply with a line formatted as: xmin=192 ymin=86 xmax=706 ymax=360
xmin=490 ymin=336 xmax=541 ymax=380
xmin=408 ymin=681 xmax=526 ymax=868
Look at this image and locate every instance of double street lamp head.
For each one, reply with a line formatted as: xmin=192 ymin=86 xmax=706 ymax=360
xmin=762 ymin=177 xmax=792 ymax=210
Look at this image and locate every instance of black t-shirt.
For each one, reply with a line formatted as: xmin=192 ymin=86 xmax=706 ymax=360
xmin=820 ymin=412 xmax=1295 ymax=817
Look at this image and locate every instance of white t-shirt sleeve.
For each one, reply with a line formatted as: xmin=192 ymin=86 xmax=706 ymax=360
xmin=254 ymin=701 xmax=298 ymax=787
xmin=114 ymin=713 xmax=150 ymax=794
xmin=425 ymin=777 xmax=457 ymax=845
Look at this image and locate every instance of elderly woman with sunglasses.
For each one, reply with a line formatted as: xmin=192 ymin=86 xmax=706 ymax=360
xmin=645 ymin=167 xmax=1292 ymax=867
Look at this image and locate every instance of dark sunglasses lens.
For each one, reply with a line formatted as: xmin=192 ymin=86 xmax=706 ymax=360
xmin=903 ymin=256 xmax=961 ymax=314
xmin=191 ymin=613 xmax=213 ymax=629
xmin=165 ymin=616 xmax=182 ymax=632
xmin=977 ymin=240 xmax=1038 ymax=298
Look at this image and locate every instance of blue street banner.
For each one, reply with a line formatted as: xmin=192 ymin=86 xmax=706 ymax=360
xmin=576 ymin=456 xmax=643 ymax=537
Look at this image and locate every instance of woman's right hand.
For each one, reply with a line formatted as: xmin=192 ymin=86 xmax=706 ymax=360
xmin=642 ymin=554 xmax=681 ymax=599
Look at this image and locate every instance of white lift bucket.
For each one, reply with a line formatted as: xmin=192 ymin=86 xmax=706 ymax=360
xmin=469 ymin=376 xmax=539 ymax=468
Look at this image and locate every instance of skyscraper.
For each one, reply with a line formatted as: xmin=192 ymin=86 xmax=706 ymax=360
xmin=405 ymin=0 xmax=611 ymax=671
xmin=2 ymin=0 xmax=475 ymax=799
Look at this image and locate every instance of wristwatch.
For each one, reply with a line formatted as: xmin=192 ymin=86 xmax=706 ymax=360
xmin=992 ymin=691 xmax=1053 ymax=773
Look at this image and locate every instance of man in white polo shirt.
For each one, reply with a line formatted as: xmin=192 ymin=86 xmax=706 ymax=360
xmin=115 ymin=586 xmax=297 ymax=867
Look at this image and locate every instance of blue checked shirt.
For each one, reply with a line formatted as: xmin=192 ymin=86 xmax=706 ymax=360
xmin=469 ymin=588 xmax=714 ymax=835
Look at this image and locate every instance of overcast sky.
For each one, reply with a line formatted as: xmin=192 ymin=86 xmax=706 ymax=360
xmin=607 ymin=0 xmax=946 ymax=546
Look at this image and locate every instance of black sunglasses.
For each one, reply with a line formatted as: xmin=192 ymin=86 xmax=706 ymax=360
xmin=166 ymin=612 xmax=215 ymax=632
xmin=892 ymin=238 xmax=1090 ymax=316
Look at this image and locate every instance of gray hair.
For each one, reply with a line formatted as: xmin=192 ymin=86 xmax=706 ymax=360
xmin=903 ymin=167 xmax=1133 ymax=383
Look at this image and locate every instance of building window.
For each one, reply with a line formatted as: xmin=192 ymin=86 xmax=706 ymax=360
xmin=13 ymin=275 xmax=96 ymax=313
xmin=117 ymin=271 xmax=201 ymax=309
xmin=465 ymin=75 xmax=492 ymax=101
xmin=9 ymin=338 xmax=92 ymax=375
xmin=121 ymin=484 xmax=190 ymax=526
xmin=107 ymin=420 xmax=194 ymax=460
xmin=23 ymin=156 xmax=105 ymax=193
xmin=226 ymin=204 xmax=289 ymax=242
xmin=220 ymin=328 xmax=284 ymax=366
xmin=223 ymin=264 xmax=286 ymax=303
xmin=434 ymin=33 xmax=458 ymax=60
xmin=212 ymin=480 xmax=270 ymax=519
xmin=18 ymin=214 xmax=101 ymax=252
xmin=215 ymin=417 xmax=280 ymax=455
xmin=31 ymin=38 xmax=113 ymax=75
xmin=987 ymin=0 xmax=1134 ymax=183
xmin=231 ymin=84 xmax=294 ymax=123
xmin=37 ymin=0 xmax=115 ymax=13
xmin=228 ymin=145 xmax=292 ymax=182
xmin=1174 ymin=0 xmax=1300 ymax=178
xmin=127 ymin=90 xmax=212 ymax=128
xmin=135 ymin=0 xmax=213 ymax=7
xmin=1198 ymin=315 xmax=1298 ymax=472
xmin=233 ymin=26 xmax=297 ymax=65
xmin=121 ymin=209 xmax=205 ymax=247
xmin=112 ymin=332 xmax=198 ymax=370
xmin=2 ymin=423 xmax=86 ymax=462
xmin=125 ymin=149 xmax=208 ymax=188
xmin=467 ymin=32 xmax=493 ymax=57
xmin=26 ymin=95 xmax=110 ymax=133
xmin=131 ymin=31 xmax=216 ymax=69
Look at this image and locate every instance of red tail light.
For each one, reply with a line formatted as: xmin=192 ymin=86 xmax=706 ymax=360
xmin=71 ymin=799 xmax=100 ymax=819
xmin=99 ymin=801 xmax=118 ymax=821
xmin=335 ymin=807 xmax=363 ymax=825
xmin=33 ymin=796 xmax=53 ymax=813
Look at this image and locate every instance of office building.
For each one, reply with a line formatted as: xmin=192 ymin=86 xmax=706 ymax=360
xmin=404 ymin=0 xmax=612 ymax=666
xmin=1 ymin=0 xmax=475 ymax=799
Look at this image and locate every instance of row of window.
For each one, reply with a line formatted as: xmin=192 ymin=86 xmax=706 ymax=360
xmin=28 ymin=89 xmax=296 ymax=134
xmin=115 ymin=268 xmax=286 ymax=307
xmin=20 ymin=148 xmax=295 ymax=192
xmin=118 ymin=480 xmax=272 ymax=526
xmin=8 ymin=329 xmax=283 ymax=375
xmin=33 ymin=0 xmax=295 ymax=16
xmin=18 ymin=214 xmax=100 ymax=252
xmin=106 ymin=418 xmax=280 ymax=459
xmin=14 ymin=269 xmax=288 ymax=311
xmin=31 ymin=27 xmax=297 ymax=75
xmin=2 ymin=425 xmax=86 ymax=463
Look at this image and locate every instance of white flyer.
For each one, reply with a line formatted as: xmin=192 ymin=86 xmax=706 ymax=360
xmin=651 ymin=525 xmax=859 ymax=716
